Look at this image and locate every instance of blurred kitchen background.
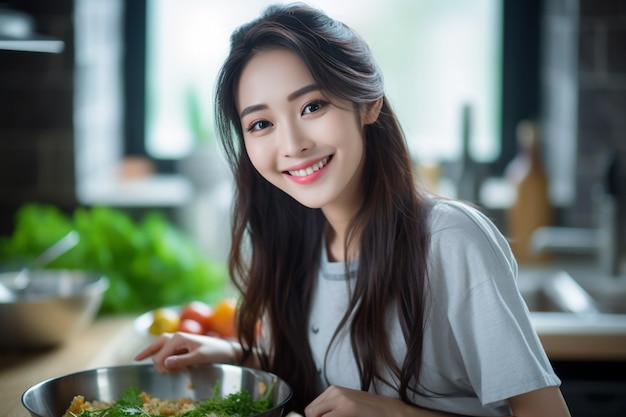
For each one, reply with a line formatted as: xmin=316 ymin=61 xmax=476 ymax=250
xmin=1 ymin=0 xmax=626 ymax=413
xmin=1 ymin=0 xmax=625 ymax=264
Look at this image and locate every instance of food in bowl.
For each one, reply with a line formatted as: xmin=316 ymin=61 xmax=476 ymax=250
xmin=63 ymin=383 xmax=273 ymax=417
xmin=22 ymin=363 xmax=292 ymax=417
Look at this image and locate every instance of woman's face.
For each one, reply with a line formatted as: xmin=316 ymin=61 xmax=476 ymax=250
xmin=237 ymin=48 xmax=366 ymax=214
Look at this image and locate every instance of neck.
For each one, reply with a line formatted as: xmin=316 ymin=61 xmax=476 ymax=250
xmin=320 ymin=167 xmax=365 ymax=262
xmin=323 ymin=205 xmax=360 ymax=262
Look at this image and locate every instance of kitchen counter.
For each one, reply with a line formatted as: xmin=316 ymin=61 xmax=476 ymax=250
xmin=530 ymin=312 xmax=626 ymax=360
xmin=0 ymin=315 xmax=144 ymax=417
xmin=2 ymin=314 xmax=626 ymax=417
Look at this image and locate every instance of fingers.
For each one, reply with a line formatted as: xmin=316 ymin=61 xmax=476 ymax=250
xmin=305 ymin=385 xmax=409 ymax=417
xmin=305 ymin=385 xmax=340 ymax=417
xmin=133 ymin=333 xmax=193 ymax=373
xmin=134 ymin=334 xmax=170 ymax=361
xmin=160 ymin=351 xmax=191 ymax=371
xmin=133 ymin=332 xmax=239 ymax=374
xmin=150 ymin=333 xmax=196 ymax=373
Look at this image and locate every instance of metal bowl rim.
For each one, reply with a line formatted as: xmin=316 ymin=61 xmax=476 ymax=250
xmin=22 ymin=362 xmax=293 ymax=416
xmin=0 ymin=270 xmax=109 ymax=304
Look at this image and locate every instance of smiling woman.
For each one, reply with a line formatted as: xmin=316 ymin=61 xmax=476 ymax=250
xmin=133 ymin=4 xmax=571 ymax=416
xmin=238 ymin=49 xmax=370 ymax=212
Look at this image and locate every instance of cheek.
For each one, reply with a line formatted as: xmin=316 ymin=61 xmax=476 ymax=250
xmin=323 ymin=107 xmax=362 ymax=137
xmin=244 ymin=139 xmax=274 ymax=176
xmin=330 ymin=116 xmax=365 ymax=153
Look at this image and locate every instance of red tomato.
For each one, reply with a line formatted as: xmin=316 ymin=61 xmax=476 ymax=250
xmin=178 ymin=318 xmax=204 ymax=334
xmin=205 ymin=299 xmax=237 ymax=339
xmin=180 ymin=301 xmax=213 ymax=327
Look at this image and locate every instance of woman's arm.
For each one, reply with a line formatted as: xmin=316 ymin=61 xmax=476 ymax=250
xmin=303 ymin=385 xmax=571 ymax=417
xmin=508 ymin=386 xmax=571 ymax=417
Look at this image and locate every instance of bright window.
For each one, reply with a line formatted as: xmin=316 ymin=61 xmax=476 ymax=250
xmin=146 ymin=0 xmax=501 ymax=163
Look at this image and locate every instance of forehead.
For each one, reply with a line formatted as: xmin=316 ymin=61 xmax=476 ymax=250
xmin=237 ymin=49 xmax=314 ymax=110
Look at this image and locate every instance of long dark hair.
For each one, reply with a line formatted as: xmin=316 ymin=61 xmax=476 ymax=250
xmin=214 ymin=3 xmax=432 ymax=413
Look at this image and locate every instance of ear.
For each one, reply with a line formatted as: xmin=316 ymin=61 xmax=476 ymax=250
xmin=362 ymin=97 xmax=384 ymax=125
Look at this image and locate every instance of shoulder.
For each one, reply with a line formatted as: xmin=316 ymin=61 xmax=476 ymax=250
xmin=426 ymin=198 xmax=517 ymax=281
xmin=428 ymin=198 xmax=496 ymax=236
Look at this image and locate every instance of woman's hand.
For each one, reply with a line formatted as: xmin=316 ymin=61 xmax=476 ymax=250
xmin=134 ymin=332 xmax=239 ymax=373
xmin=304 ymin=385 xmax=459 ymax=417
xmin=304 ymin=385 xmax=570 ymax=417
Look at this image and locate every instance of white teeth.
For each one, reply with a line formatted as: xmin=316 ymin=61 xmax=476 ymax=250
xmin=289 ymin=157 xmax=329 ymax=177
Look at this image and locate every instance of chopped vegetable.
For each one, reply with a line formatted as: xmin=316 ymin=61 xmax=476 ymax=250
xmin=65 ymin=384 xmax=274 ymax=417
xmin=193 ymin=383 xmax=274 ymax=417
xmin=0 ymin=204 xmax=228 ymax=313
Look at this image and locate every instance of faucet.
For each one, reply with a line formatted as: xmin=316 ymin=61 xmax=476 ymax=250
xmin=530 ymin=150 xmax=625 ymax=277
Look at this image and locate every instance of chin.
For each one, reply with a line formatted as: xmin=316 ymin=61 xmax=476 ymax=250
xmin=292 ymin=198 xmax=325 ymax=209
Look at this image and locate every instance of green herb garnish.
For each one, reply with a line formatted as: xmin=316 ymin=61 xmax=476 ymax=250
xmin=191 ymin=381 xmax=274 ymax=417
xmin=70 ymin=383 xmax=274 ymax=417
xmin=70 ymin=387 xmax=147 ymax=417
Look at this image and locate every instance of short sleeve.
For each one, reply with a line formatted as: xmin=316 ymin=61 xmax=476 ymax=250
xmin=427 ymin=200 xmax=560 ymax=406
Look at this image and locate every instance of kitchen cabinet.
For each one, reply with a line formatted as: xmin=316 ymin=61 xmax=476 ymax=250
xmin=552 ymin=360 xmax=626 ymax=417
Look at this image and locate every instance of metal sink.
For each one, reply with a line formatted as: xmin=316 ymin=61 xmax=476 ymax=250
xmin=518 ymin=269 xmax=600 ymax=314
xmin=519 ymin=266 xmax=626 ymax=315
xmin=517 ymin=266 xmax=626 ymax=362
xmin=571 ymin=274 xmax=626 ymax=314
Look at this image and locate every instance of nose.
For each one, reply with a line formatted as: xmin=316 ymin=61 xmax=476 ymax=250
xmin=278 ymin=120 xmax=314 ymax=157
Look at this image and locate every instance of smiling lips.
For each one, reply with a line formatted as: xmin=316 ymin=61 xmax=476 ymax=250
xmin=285 ymin=156 xmax=331 ymax=184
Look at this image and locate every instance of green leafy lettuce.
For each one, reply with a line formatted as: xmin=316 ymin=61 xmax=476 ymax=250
xmin=0 ymin=204 xmax=227 ymax=313
xmin=71 ymin=385 xmax=273 ymax=417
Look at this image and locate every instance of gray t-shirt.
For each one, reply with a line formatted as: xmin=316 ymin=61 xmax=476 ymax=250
xmin=308 ymin=199 xmax=560 ymax=416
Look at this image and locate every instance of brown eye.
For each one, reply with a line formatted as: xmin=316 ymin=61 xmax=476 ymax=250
xmin=247 ymin=120 xmax=272 ymax=132
xmin=302 ymin=101 xmax=327 ymax=115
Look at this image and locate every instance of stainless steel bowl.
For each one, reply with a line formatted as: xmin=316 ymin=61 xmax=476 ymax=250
xmin=0 ymin=269 xmax=108 ymax=350
xmin=22 ymin=363 xmax=293 ymax=417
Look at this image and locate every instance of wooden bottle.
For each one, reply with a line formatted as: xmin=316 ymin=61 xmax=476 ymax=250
xmin=505 ymin=120 xmax=552 ymax=264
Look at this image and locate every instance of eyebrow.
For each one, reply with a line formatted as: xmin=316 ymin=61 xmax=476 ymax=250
xmin=287 ymin=84 xmax=320 ymax=101
xmin=239 ymin=84 xmax=320 ymax=118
